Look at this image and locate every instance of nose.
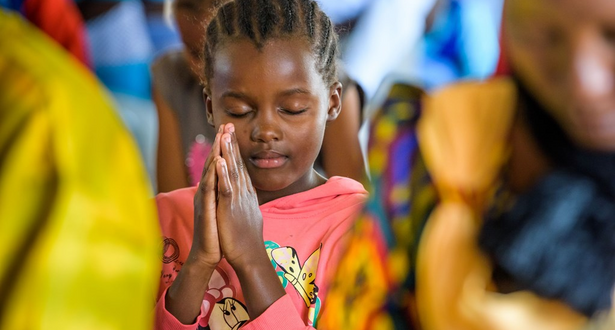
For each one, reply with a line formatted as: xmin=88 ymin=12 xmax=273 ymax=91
xmin=250 ymin=110 xmax=282 ymax=143
xmin=571 ymin=31 xmax=614 ymax=103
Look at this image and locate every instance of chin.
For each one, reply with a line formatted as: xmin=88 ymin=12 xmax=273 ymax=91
xmin=572 ymin=131 xmax=615 ymax=152
xmin=250 ymin=177 xmax=293 ymax=192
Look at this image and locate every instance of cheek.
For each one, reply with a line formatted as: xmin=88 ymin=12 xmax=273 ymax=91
xmin=294 ymin=119 xmax=327 ymax=156
xmin=507 ymin=38 xmax=569 ymax=116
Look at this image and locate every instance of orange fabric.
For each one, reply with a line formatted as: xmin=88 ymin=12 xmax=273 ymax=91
xmin=415 ymin=79 xmax=587 ymax=330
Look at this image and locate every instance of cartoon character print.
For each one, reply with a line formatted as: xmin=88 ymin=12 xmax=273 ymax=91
xmin=198 ymin=267 xmax=249 ymax=330
xmin=210 ymin=298 xmax=249 ymax=330
xmin=265 ymin=241 xmax=289 ymax=288
xmin=271 ymin=245 xmax=321 ymax=307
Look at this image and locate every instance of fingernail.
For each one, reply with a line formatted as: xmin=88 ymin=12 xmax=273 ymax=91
xmin=218 ymin=125 xmax=223 ymax=133
xmin=227 ymin=124 xmax=234 ymax=133
xmin=223 ymin=134 xmax=231 ymax=143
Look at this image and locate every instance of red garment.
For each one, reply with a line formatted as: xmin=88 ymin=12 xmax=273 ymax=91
xmin=155 ymin=177 xmax=367 ymax=330
xmin=22 ymin=0 xmax=90 ymax=67
xmin=494 ymin=22 xmax=509 ymax=76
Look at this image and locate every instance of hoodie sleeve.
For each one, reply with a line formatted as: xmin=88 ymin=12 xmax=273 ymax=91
xmin=240 ymin=295 xmax=315 ymax=330
xmin=154 ymin=288 xmax=206 ymax=330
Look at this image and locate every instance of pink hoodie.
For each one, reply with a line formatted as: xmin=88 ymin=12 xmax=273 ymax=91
xmin=155 ymin=176 xmax=367 ymax=330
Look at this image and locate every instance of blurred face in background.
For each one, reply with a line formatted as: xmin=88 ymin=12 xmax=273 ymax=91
xmin=504 ymin=0 xmax=615 ymax=151
xmin=174 ymin=0 xmax=221 ymax=80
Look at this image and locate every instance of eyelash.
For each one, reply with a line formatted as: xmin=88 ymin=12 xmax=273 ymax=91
xmin=226 ymin=112 xmax=250 ymax=118
xmin=224 ymin=108 xmax=307 ymax=118
xmin=280 ymin=108 xmax=308 ymax=115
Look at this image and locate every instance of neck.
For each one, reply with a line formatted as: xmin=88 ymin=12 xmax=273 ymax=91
xmin=513 ymin=76 xmax=615 ymax=197
xmin=255 ymin=169 xmax=326 ymax=205
xmin=506 ymin=110 xmax=553 ymax=194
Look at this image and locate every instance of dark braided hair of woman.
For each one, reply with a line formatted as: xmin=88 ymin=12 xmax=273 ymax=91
xmin=202 ymin=0 xmax=339 ymax=95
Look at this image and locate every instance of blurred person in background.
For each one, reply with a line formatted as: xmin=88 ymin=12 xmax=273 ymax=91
xmin=318 ymin=0 xmax=502 ymax=99
xmin=0 ymin=10 xmax=160 ymax=329
xmin=78 ymin=0 xmax=162 ymax=188
xmin=0 ymin=0 xmax=90 ymax=66
xmin=418 ymin=0 xmax=503 ymax=90
xmin=318 ymin=0 xmax=438 ymax=100
xmin=151 ymin=0 xmax=225 ymax=193
xmin=321 ymin=0 xmax=615 ymax=329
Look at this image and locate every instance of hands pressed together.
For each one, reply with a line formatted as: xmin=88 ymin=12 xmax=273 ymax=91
xmin=167 ymin=123 xmax=285 ymax=325
xmin=191 ymin=123 xmax=264 ymax=270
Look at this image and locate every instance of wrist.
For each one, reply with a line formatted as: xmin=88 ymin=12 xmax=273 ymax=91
xmin=230 ymin=246 xmax=286 ymax=319
xmin=227 ymin=245 xmax=270 ymax=271
xmin=185 ymin=249 xmax=220 ymax=272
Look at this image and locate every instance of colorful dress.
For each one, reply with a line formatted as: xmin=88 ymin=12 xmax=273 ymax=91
xmin=321 ymin=83 xmax=437 ymax=329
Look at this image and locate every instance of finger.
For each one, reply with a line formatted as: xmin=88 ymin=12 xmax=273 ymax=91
xmin=221 ymin=132 xmax=241 ymax=184
xmin=199 ymin=125 xmax=224 ymax=182
xmin=195 ymin=156 xmax=218 ymax=227
xmin=217 ymin=157 xmax=233 ymax=199
xmin=227 ymin=124 xmax=254 ymax=190
xmin=204 ymin=156 xmax=218 ymax=219
xmin=227 ymin=124 xmax=246 ymax=175
xmin=203 ymin=157 xmax=219 ymax=250
xmin=226 ymin=124 xmax=255 ymax=192
xmin=222 ymin=124 xmax=247 ymax=185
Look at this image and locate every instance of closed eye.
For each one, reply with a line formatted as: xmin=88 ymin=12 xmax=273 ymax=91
xmin=225 ymin=109 xmax=252 ymax=118
xmin=280 ymin=108 xmax=308 ymax=115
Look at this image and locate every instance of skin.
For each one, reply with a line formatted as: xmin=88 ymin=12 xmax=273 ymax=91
xmin=206 ymin=38 xmax=342 ymax=205
xmin=156 ymin=0 xmax=364 ymax=191
xmin=155 ymin=0 xmax=224 ymax=192
xmin=504 ymin=0 xmax=615 ymax=152
xmin=154 ymin=89 xmax=190 ymax=192
xmin=322 ymin=82 xmax=366 ymax=182
xmin=165 ymin=37 xmax=342 ymax=324
xmin=174 ymin=0 xmax=222 ymax=80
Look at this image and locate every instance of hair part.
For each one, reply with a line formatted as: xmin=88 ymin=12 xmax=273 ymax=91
xmin=202 ymin=0 xmax=339 ymax=93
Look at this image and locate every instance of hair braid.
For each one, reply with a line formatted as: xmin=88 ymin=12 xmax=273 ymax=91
xmin=280 ymin=0 xmax=296 ymax=32
xmin=203 ymin=0 xmax=338 ymax=93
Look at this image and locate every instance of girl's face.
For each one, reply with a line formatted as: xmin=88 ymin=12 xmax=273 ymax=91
xmin=505 ymin=0 xmax=615 ymax=151
xmin=206 ymin=38 xmax=341 ymax=196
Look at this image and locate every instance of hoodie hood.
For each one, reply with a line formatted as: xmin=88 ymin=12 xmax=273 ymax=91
xmin=259 ymin=176 xmax=367 ymax=219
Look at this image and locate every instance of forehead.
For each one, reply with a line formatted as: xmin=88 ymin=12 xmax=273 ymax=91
xmin=175 ymin=0 xmax=219 ymax=12
xmin=209 ymin=38 xmax=325 ymax=97
xmin=506 ymin=0 xmax=615 ymax=25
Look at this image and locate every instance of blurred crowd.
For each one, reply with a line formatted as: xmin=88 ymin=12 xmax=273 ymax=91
xmin=2 ymin=0 xmax=614 ymax=329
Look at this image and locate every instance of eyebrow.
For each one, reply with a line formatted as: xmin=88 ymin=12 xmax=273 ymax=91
xmin=279 ymin=88 xmax=311 ymax=97
xmin=221 ymin=91 xmax=251 ymax=101
xmin=221 ymin=88 xmax=311 ymax=101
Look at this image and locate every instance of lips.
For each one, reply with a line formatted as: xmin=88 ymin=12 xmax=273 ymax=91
xmin=249 ymin=150 xmax=288 ymax=169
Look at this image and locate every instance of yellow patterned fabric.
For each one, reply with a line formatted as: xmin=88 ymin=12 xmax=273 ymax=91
xmin=415 ymin=78 xmax=588 ymax=330
xmin=320 ymin=84 xmax=435 ymax=330
xmin=0 ymin=11 xmax=160 ymax=330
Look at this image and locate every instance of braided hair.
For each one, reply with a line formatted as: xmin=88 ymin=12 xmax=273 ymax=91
xmin=202 ymin=0 xmax=339 ymax=93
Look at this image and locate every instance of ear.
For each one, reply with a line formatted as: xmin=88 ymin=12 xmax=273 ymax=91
xmin=203 ymin=88 xmax=215 ymax=127
xmin=327 ymin=81 xmax=342 ymax=122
